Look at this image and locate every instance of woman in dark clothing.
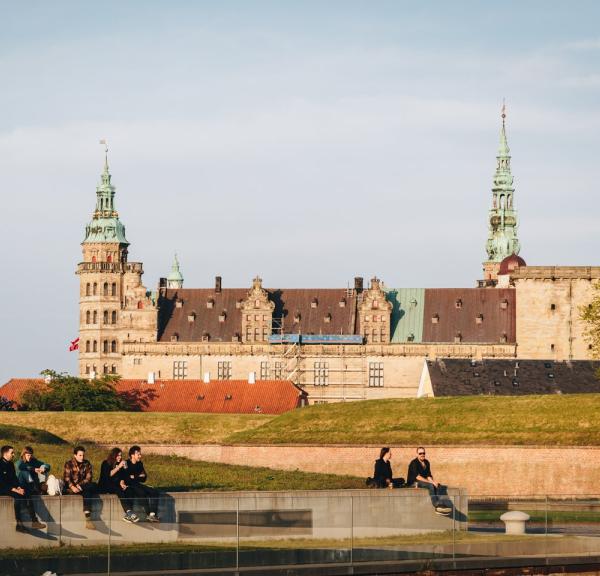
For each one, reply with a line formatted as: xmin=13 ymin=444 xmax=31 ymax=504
xmin=98 ymin=447 xmax=138 ymax=523
xmin=373 ymin=447 xmax=404 ymax=488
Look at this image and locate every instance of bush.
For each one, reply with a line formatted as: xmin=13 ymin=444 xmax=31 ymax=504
xmin=21 ymin=370 xmax=129 ymax=411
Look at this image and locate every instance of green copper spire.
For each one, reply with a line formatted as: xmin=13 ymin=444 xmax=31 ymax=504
xmin=485 ymin=104 xmax=520 ymax=263
xmin=82 ymin=141 xmax=129 ymax=245
xmin=166 ymin=253 xmax=184 ymax=288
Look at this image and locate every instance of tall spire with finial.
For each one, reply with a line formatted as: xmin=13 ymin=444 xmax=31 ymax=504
xmin=166 ymin=253 xmax=184 ymax=288
xmin=82 ymin=140 xmax=129 ymax=245
xmin=483 ymin=103 xmax=521 ymax=279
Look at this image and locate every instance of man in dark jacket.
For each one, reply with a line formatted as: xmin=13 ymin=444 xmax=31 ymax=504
xmin=407 ymin=447 xmax=452 ymax=515
xmin=122 ymin=445 xmax=160 ymax=522
xmin=0 ymin=445 xmax=46 ymax=531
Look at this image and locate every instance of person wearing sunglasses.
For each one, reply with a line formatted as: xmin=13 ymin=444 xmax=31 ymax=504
xmin=406 ymin=447 xmax=452 ymax=515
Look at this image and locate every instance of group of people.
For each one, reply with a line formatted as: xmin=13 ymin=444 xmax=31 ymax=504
xmin=372 ymin=446 xmax=453 ymax=515
xmin=0 ymin=444 xmax=161 ymax=531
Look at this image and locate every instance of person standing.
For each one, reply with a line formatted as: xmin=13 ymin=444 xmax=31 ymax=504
xmin=63 ymin=446 xmax=98 ymax=529
xmin=0 ymin=445 xmax=46 ymax=531
xmin=122 ymin=446 xmax=160 ymax=523
xmin=406 ymin=447 xmax=452 ymax=515
xmin=99 ymin=447 xmax=138 ymax=523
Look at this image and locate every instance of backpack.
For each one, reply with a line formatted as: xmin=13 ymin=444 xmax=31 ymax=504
xmin=46 ymin=475 xmax=63 ymax=496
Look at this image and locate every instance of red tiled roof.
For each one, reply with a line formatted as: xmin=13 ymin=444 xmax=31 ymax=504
xmin=0 ymin=379 xmax=306 ymax=414
xmin=157 ymin=287 xmax=357 ymax=342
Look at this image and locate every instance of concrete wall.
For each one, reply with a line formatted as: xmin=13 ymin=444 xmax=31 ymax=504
xmin=0 ymin=488 xmax=466 ymax=550
xmin=141 ymin=444 xmax=600 ymax=498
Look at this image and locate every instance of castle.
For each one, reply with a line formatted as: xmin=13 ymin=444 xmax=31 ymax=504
xmin=76 ymin=111 xmax=599 ymax=402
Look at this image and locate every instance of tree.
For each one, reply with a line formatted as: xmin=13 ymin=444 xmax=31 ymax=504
xmin=580 ymin=282 xmax=600 ymax=362
xmin=21 ymin=370 xmax=129 ymax=411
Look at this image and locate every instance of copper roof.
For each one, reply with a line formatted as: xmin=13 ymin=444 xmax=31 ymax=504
xmin=422 ymin=289 xmax=516 ymax=343
xmin=499 ymin=254 xmax=527 ymax=275
xmin=0 ymin=379 xmax=306 ymax=414
xmin=158 ymin=288 xmax=357 ymax=342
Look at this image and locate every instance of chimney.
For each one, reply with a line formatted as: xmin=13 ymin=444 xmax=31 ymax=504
xmin=354 ymin=276 xmax=364 ymax=293
xmin=203 ymin=372 xmax=210 ymax=383
xmin=215 ymin=276 xmax=222 ymax=293
xmin=148 ymin=372 xmax=155 ymax=384
xmin=248 ymin=371 xmax=256 ymax=384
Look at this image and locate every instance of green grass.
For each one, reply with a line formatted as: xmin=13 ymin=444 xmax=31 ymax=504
xmin=469 ymin=509 xmax=600 ymax=523
xmin=224 ymin=395 xmax=600 ymax=446
xmin=0 ymin=412 xmax=272 ymax=445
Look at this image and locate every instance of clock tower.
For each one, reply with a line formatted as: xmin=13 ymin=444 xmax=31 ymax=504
xmin=76 ymin=144 xmax=156 ymax=377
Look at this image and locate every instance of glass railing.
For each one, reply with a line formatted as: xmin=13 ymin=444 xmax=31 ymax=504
xmin=1 ymin=491 xmax=599 ymax=575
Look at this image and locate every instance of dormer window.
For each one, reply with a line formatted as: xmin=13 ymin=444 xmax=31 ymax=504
xmin=372 ymin=300 xmax=379 ymax=309
xmin=187 ymin=312 xmax=196 ymax=323
xmin=500 ymin=332 xmax=508 ymax=343
xmin=407 ymin=333 xmax=415 ymax=342
xmin=339 ymin=298 xmax=346 ymax=308
xmin=500 ymin=299 xmax=508 ymax=310
xmin=171 ymin=333 xmax=179 ymax=342
xmin=219 ymin=311 xmax=227 ymax=323
xmin=175 ymin=299 xmax=183 ymax=308
xmin=455 ymin=299 xmax=463 ymax=309
xmin=311 ymin=298 xmax=318 ymax=308
xmin=324 ymin=313 xmax=332 ymax=323
xmin=410 ymin=298 xmax=418 ymax=308
xmin=294 ymin=312 xmax=301 ymax=323
xmin=475 ymin=313 xmax=483 ymax=324
xmin=207 ymin=299 xmax=214 ymax=309
xmin=254 ymin=299 xmax=260 ymax=309
xmin=454 ymin=332 xmax=462 ymax=343
xmin=431 ymin=314 xmax=439 ymax=324
xmin=236 ymin=299 xmax=243 ymax=309
xmin=232 ymin=333 xmax=241 ymax=342
xmin=202 ymin=332 xmax=210 ymax=341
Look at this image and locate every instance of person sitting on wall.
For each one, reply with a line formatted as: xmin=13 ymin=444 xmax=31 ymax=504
xmin=99 ymin=447 xmax=139 ymax=524
xmin=373 ymin=447 xmax=405 ymax=488
xmin=16 ymin=446 xmax=51 ymax=495
xmin=122 ymin=445 xmax=160 ymax=523
xmin=0 ymin=445 xmax=46 ymax=531
xmin=406 ymin=447 xmax=452 ymax=515
xmin=63 ymin=445 xmax=98 ymax=529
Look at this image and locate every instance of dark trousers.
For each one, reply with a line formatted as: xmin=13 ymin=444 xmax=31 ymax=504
xmin=0 ymin=489 xmax=36 ymax=522
xmin=129 ymin=484 xmax=159 ymax=515
xmin=67 ymin=482 xmax=98 ymax=514
xmin=102 ymin=485 xmax=135 ymax=513
xmin=416 ymin=481 xmax=452 ymax=508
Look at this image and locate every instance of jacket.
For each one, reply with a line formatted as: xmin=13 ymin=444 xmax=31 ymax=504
xmin=0 ymin=457 xmax=19 ymax=494
xmin=63 ymin=458 xmax=93 ymax=491
xmin=16 ymin=456 xmax=50 ymax=487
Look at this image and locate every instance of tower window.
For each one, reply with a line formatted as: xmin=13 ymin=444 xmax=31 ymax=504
xmin=86 ymin=283 xmax=91 ymax=296
xmin=550 ymin=303 xmax=556 ymax=311
xmin=103 ymin=282 xmax=109 ymax=296
xmin=111 ymin=365 xmax=117 ymax=374
xmin=103 ymin=340 xmax=109 ymax=353
xmin=137 ymin=301 xmax=144 ymax=309
xmin=103 ymin=310 xmax=109 ymax=324
xmin=111 ymin=283 xmax=117 ymax=296
xmin=93 ymin=310 xmax=98 ymax=324
xmin=106 ymin=254 xmax=112 ymax=263
xmin=85 ymin=341 xmax=90 ymax=353
xmin=93 ymin=340 xmax=98 ymax=353
xmin=551 ymin=344 xmax=555 ymax=351
xmin=103 ymin=364 xmax=109 ymax=374
xmin=86 ymin=311 xmax=91 ymax=324
xmin=111 ymin=310 xmax=117 ymax=324
xmin=93 ymin=283 xmax=97 ymax=296
xmin=111 ymin=340 xmax=117 ymax=353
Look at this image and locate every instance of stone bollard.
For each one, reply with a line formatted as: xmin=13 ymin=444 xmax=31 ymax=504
xmin=500 ymin=510 xmax=530 ymax=534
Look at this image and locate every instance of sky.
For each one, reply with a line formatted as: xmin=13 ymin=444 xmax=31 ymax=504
xmin=1 ymin=1 xmax=600 ymax=382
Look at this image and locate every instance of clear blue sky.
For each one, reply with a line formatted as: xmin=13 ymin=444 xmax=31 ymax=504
xmin=1 ymin=1 xmax=599 ymax=381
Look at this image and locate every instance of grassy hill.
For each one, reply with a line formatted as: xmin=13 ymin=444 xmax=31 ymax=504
xmin=2 ymin=394 xmax=600 ymax=447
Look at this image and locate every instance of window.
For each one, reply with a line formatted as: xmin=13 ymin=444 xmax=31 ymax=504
xmin=86 ymin=283 xmax=91 ymax=296
xmin=103 ymin=365 xmax=109 ymax=374
xmin=103 ymin=310 xmax=109 ymax=324
xmin=112 ymin=310 xmax=117 ymax=324
xmin=93 ymin=340 xmax=98 ymax=353
xmin=314 ymin=362 xmax=329 ymax=386
xmin=173 ymin=361 xmax=188 ymax=380
xmin=111 ymin=340 xmax=117 ymax=353
xmin=103 ymin=340 xmax=109 ymax=353
xmin=103 ymin=282 xmax=109 ymax=296
xmin=111 ymin=365 xmax=117 ymax=374
xmin=273 ymin=362 xmax=283 ymax=379
xmin=550 ymin=303 xmax=556 ymax=311
xmin=455 ymin=299 xmax=463 ymax=309
xmin=369 ymin=362 xmax=384 ymax=387
xmin=85 ymin=365 xmax=90 ymax=375
xmin=454 ymin=333 xmax=462 ymax=343
xmin=218 ymin=361 xmax=232 ymax=380
xmin=93 ymin=311 xmax=98 ymax=324
xmin=260 ymin=361 xmax=269 ymax=380
xmin=85 ymin=341 xmax=90 ymax=353
xmin=93 ymin=283 xmax=97 ymax=296
xmin=550 ymin=344 xmax=555 ymax=351
xmin=431 ymin=314 xmax=439 ymax=324
xmin=133 ymin=358 xmax=142 ymax=365
xmin=475 ymin=314 xmax=483 ymax=324
xmin=86 ymin=310 xmax=91 ymax=324
xmin=111 ymin=283 xmax=117 ymax=296
xmin=500 ymin=299 xmax=508 ymax=310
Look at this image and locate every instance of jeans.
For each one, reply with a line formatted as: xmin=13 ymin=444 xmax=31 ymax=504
xmin=416 ymin=481 xmax=452 ymax=508
xmin=129 ymin=484 xmax=160 ymax=515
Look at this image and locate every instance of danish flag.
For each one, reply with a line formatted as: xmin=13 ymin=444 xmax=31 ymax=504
xmin=68 ymin=338 xmax=80 ymax=352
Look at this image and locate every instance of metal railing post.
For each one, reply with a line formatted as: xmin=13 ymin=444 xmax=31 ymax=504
xmin=107 ymin=498 xmax=111 ymax=576
xmin=350 ymin=495 xmax=354 ymax=565
xmin=236 ymin=497 xmax=240 ymax=573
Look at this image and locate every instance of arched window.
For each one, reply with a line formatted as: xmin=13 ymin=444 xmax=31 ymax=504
xmin=93 ymin=283 xmax=97 ymax=295
xmin=86 ymin=283 xmax=91 ymax=296
xmin=85 ymin=340 xmax=90 ymax=353
xmin=137 ymin=301 xmax=143 ymax=309
xmin=103 ymin=340 xmax=109 ymax=353
xmin=106 ymin=254 xmax=112 ymax=263
xmin=111 ymin=365 xmax=117 ymax=374
xmin=93 ymin=311 xmax=98 ymax=324
xmin=85 ymin=365 xmax=90 ymax=374
xmin=111 ymin=283 xmax=117 ymax=296
xmin=103 ymin=364 xmax=109 ymax=374
xmin=103 ymin=310 xmax=109 ymax=324
xmin=93 ymin=340 xmax=98 ymax=353
xmin=92 ymin=256 xmax=97 ymax=264
xmin=103 ymin=282 xmax=109 ymax=296
xmin=86 ymin=311 xmax=91 ymax=324
xmin=111 ymin=310 xmax=117 ymax=324
xmin=111 ymin=340 xmax=117 ymax=353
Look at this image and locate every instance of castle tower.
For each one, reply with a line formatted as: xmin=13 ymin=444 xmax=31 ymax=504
xmin=483 ymin=104 xmax=521 ymax=281
xmin=76 ymin=143 xmax=156 ymax=377
xmin=166 ymin=254 xmax=184 ymax=289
